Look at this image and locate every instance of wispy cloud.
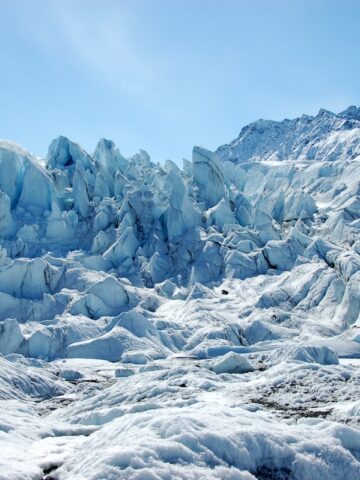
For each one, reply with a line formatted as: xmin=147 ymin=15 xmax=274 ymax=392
xmin=34 ymin=1 xmax=159 ymax=100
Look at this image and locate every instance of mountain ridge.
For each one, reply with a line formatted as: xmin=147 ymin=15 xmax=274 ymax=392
xmin=217 ymin=105 xmax=360 ymax=164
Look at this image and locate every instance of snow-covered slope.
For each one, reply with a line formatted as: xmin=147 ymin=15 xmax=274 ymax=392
xmin=217 ymin=106 xmax=360 ymax=164
xmin=1 ymin=107 xmax=360 ymax=479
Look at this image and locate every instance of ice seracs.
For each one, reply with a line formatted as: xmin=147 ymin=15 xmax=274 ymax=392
xmin=1 ymin=106 xmax=360 ymax=479
xmin=192 ymin=146 xmax=227 ymax=207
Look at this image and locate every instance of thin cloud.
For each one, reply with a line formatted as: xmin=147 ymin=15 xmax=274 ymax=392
xmin=40 ymin=1 xmax=160 ymax=100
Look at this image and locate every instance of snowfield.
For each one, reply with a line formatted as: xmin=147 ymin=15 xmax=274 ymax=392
xmin=1 ymin=107 xmax=360 ymax=479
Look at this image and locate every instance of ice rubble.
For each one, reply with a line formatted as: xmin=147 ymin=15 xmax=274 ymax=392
xmin=1 ymin=107 xmax=360 ymax=479
xmin=210 ymin=351 xmax=254 ymax=374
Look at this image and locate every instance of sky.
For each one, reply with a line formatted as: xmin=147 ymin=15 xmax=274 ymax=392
xmin=0 ymin=0 xmax=359 ymax=164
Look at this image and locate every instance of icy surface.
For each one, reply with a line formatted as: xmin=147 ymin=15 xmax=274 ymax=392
xmin=1 ymin=107 xmax=360 ymax=479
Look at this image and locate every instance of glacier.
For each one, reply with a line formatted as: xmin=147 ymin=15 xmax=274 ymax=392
xmin=1 ymin=107 xmax=360 ymax=479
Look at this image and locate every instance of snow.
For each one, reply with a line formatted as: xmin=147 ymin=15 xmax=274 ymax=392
xmin=1 ymin=106 xmax=360 ymax=478
xmin=210 ymin=352 xmax=254 ymax=374
xmin=266 ymin=345 xmax=339 ymax=365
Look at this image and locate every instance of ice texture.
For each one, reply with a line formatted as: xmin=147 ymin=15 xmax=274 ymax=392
xmin=1 ymin=107 xmax=360 ymax=479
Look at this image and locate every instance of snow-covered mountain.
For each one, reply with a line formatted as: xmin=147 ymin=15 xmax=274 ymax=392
xmin=217 ymin=106 xmax=360 ymax=164
xmin=1 ymin=107 xmax=360 ymax=479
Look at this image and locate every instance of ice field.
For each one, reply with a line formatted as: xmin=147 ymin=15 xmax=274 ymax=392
xmin=1 ymin=107 xmax=360 ymax=479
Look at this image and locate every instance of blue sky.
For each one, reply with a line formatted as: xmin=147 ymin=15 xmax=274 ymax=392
xmin=0 ymin=0 xmax=359 ymax=163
